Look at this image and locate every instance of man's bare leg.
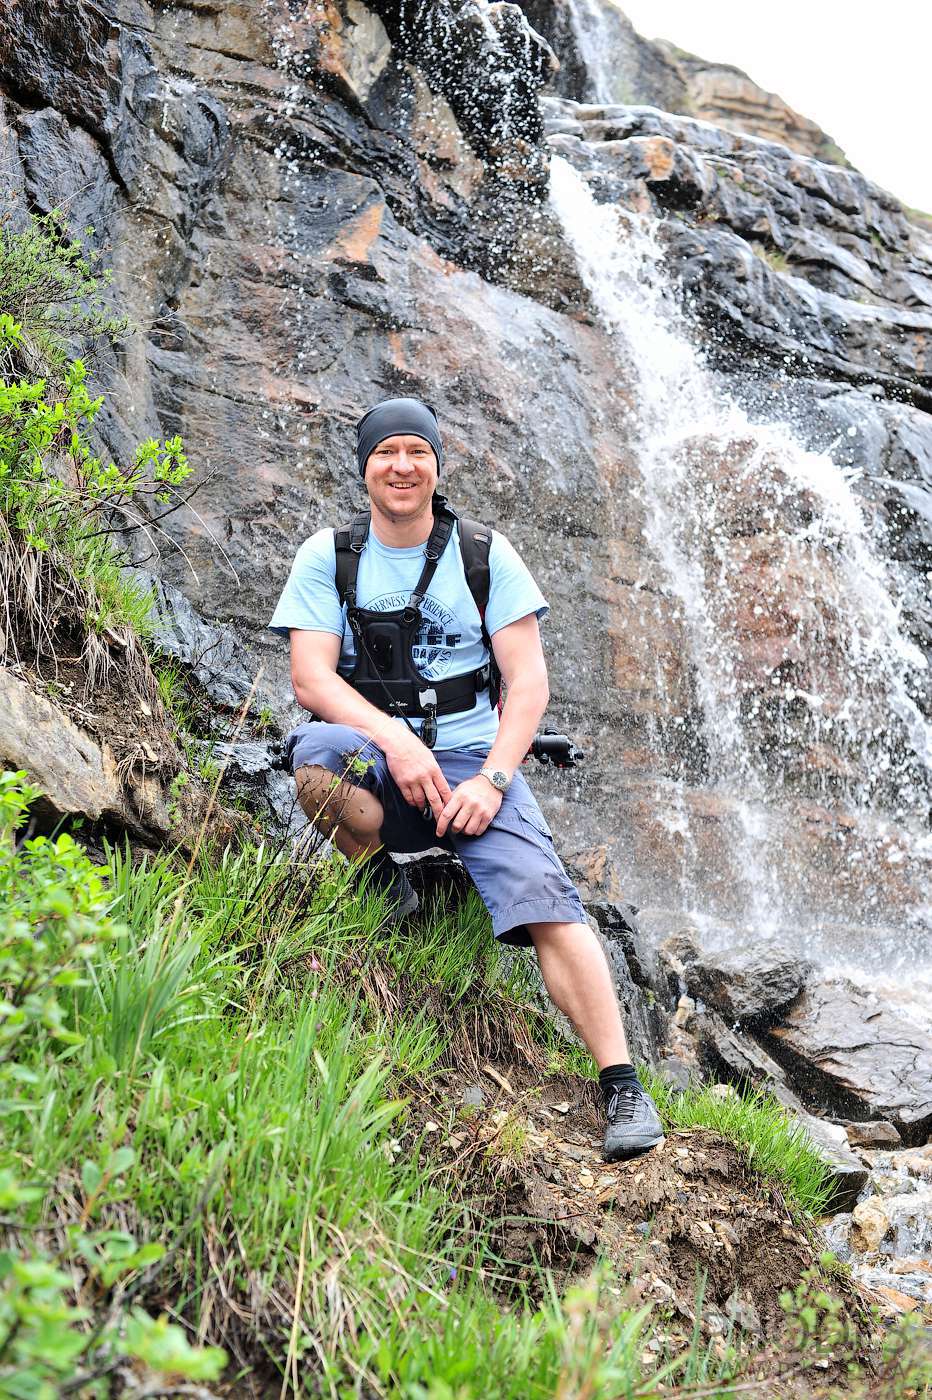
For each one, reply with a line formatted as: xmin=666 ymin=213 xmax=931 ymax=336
xmin=527 ymin=919 xmax=663 ymax=1160
xmin=526 ymin=920 xmax=630 ymax=1067
xmin=295 ymin=763 xmax=385 ymax=859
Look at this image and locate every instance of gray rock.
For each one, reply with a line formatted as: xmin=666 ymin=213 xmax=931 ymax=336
xmin=759 ymin=978 xmax=932 ymax=1145
xmin=786 ymin=1111 xmax=869 ymax=1213
xmin=207 ymin=740 xmax=305 ymax=839
xmin=684 ymin=941 xmax=812 ymax=1023
xmin=128 ymin=569 xmax=262 ymax=712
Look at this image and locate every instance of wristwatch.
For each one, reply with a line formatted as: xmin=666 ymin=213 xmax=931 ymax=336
xmin=479 ymin=766 xmax=510 ymax=793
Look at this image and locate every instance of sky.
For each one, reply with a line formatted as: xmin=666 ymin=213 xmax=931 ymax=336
xmin=617 ymin=0 xmax=932 ymax=213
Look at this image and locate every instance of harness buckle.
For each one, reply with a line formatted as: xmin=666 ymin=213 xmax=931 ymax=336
xmin=419 ymin=688 xmax=438 ymax=708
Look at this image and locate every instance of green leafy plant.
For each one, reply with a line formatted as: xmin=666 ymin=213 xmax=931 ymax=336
xmin=0 ymin=211 xmax=129 ymax=380
xmin=0 ymin=773 xmax=225 ymax=1393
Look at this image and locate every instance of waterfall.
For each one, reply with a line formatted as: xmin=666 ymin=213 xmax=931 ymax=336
xmin=549 ymin=155 xmax=932 ymax=990
xmin=565 ymin=0 xmax=620 ymax=105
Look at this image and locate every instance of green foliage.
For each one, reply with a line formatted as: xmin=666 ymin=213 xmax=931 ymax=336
xmin=646 ymin=1073 xmax=834 ymax=1216
xmin=0 ymin=770 xmax=116 ymax=1102
xmin=0 ymin=357 xmax=191 ymax=642
xmin=3 ymin=780 xmax=895 ymax=1394
xmin=0 ymin=211 xmax=129 ymax=379
xmin=0 ymin=773 xmax=225 ymax=1395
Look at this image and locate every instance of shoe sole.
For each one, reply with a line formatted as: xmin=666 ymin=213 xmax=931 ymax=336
xmin=603 ymin=1133 xmax=665 ymax=1163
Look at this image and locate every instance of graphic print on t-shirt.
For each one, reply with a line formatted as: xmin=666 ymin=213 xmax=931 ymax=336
xmin=365 ymin=592 xmax=463 ymax=679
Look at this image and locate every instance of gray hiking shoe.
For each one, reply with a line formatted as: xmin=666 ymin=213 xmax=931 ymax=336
xmin=361 ymin=853 xmax=419 ymax=925
xmin=602 ymin=1083 xmax=665 ymax=1162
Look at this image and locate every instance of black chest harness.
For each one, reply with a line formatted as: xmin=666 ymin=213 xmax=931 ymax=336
xmin=333 ymin=498 xmax=502 ymax=748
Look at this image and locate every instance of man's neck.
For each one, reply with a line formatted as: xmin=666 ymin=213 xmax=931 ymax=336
xmin=369 ymin=502 xmax=435 ymax=549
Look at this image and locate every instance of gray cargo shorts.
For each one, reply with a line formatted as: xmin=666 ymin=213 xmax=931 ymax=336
xmin=285 ymin=722 xmax=586 ymax=947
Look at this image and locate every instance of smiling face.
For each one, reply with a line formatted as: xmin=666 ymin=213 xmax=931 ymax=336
xmin=364 ymin=433 xmax=439 ymax=532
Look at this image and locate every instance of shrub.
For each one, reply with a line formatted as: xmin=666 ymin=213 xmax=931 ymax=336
xmin=0 ymin=209 xmax=128 ymax=380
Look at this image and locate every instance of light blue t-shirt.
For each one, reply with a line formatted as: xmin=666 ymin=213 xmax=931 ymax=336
xmin=268 ymin=524 xmax=548 ymax=752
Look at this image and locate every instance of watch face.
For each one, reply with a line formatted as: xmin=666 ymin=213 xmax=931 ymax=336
xmin=492 ymin=769 xmax=508 ymax=790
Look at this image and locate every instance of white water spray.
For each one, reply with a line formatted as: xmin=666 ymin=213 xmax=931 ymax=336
xmin=565 ymin=0 xmax=620 ymax=105
xmin=550 ymin=154 xmax=932 ymax=966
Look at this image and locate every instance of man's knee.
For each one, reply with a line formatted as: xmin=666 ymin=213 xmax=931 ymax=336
xmin=295 ymin=764 xmax=384 ymax=835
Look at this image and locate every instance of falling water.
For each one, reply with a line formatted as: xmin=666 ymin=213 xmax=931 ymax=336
xmin=549 ymin=154 xmax=932 ymax=985
xmin=565 ymin=0 xmax=620 ymax=105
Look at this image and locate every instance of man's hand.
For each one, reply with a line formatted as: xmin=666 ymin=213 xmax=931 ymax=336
xmin=435 ymin=776 xmax=503 ymax=840
xmin=385 ymin=729 xmax=453 ymax=819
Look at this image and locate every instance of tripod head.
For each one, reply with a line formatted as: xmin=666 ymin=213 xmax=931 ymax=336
xmin=528 ymin=729 xmax=585 ymax=768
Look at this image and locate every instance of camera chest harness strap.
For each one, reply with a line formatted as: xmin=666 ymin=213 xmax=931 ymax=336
xmin=333 ymin=499 xmax=502 ymax=746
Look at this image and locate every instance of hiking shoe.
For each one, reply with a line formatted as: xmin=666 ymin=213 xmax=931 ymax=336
xmin=360 ymin=852 xmax=419 ymax=925
xmin=602 ymin=1083 xmax=664 ymax=1162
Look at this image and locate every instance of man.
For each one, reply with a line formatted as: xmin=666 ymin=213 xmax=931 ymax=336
xmin=268 ymin=396 xmax=663 ymax=1162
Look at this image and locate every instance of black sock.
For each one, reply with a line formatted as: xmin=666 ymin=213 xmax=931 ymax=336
xmin=599 ymin=1062 xmax=638 ymax=1107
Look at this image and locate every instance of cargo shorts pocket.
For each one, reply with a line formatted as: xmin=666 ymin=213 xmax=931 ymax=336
xmin=516 ymin=803 xmax=553 ymax=842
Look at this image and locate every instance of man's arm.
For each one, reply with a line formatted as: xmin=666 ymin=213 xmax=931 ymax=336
xmin=434 ymin=612 xmax=549 ymax=838
xmin=290 ymin=630 xmax=453 ymax=815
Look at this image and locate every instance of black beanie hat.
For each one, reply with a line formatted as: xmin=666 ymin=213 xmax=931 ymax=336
xmin=355 ymin=397 xmax=444 ymax=478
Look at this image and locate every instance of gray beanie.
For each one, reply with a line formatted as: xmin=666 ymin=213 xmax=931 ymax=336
xmin=355 ymin=397 xmax=444 ymax=478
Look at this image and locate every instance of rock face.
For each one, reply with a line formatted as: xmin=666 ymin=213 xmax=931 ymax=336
xmin=546 ymin=102 xmax=932 ymax=404
xmin=653 ymin=44 xmax=847 ymax=166
xmin=0 ymin=668 xmax=171 ymax=840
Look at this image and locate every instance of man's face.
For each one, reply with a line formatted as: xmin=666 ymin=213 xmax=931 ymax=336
xmin=365 ymin=434 xmax=438 ymax=521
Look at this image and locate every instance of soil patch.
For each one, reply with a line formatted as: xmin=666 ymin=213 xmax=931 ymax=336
xmin=403 ymin=1062 xmax=873 ymax=1353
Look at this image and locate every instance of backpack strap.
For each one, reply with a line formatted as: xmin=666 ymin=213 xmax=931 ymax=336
xmin=334 ymin=511 xmax=371 ymax=610
xmin=458 ymin=517 xmax=502 ymax=709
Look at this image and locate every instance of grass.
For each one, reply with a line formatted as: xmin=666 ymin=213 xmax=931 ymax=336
xmin=3 ymin=790 xmax=929 ymax=1395
xmin=752 ymin=242 xmax=791 ymax=275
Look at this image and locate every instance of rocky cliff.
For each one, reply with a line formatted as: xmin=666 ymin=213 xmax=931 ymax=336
xmin=2 ymin=0 xmax=930 ymax=979
xmin=513 ymin=0 xmax=847 ymax=163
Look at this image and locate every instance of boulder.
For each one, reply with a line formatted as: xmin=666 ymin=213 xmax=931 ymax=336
xmin=0 ymin=669 xmax=171 ymax=840
xmin=682 ymin=941 xmax=813 ymax=1024
xmin=842 ymin=1120 xmax=903 ymax=1150
xmin=852 ymin=1198 xmax=890 ymax=1253
xmin=759 ymin=978 xmax=932 ymax=1145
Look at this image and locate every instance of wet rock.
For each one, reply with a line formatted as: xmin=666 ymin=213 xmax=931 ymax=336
xmin=515 ymin=0 xmax=686 ymax=111
xmin=852 ymin=1197 xmax=890 ymax=1253
xmin=758 ymin=977 xmax=932 ymax=1145
xmin=128 ymin=569 xmax=262 ymax=712
xmin=690 ymin=1008 xmax=791 ymax=1090
xmin=842 ymin=1120 xmax=903 ymax=1150
xmin=682 ymin=940 xmax=812 ymax=1024
xmin=587 ymin=899 xmax=659 ymax=990
xmin=370 ymin=0 xmax=556 ymax=192
xmin=820 ymin=1211 xmax=853 ymax=1263
xmin=546 ymin=100 xmax=932 ymax=406
xmin=0 ymin=668 xmax=171 ymax=841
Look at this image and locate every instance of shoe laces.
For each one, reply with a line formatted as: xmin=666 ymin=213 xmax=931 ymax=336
xmin=606 ymin=1085 xmax=642 ymax=1123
